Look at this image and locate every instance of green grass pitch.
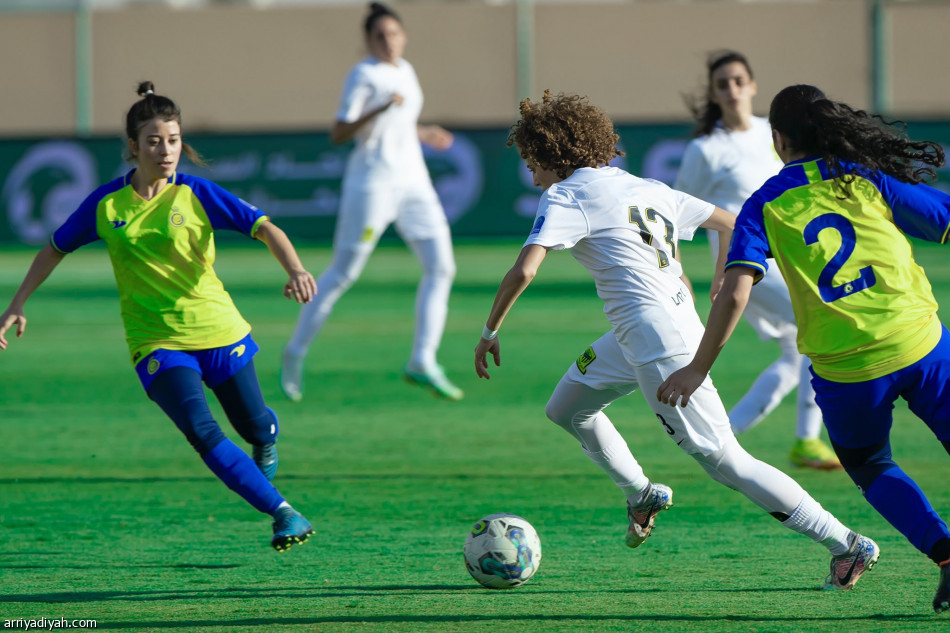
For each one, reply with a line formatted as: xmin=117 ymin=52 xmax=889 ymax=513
xmin=1 ymin=237 xmax=949 ymax=632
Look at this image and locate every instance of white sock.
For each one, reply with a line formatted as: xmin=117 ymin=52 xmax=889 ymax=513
xmin=780 ymin=494 xmax=852 ymax=555
xmin=795 ymin=358 xmax=823 ymax=440
xmin=729 ymin=336 xmax=801 ymax=434
xmin=407 ymin=236 xmax=455 ymax=370
xmin=583 ymin=439 xmax=650 ymax=502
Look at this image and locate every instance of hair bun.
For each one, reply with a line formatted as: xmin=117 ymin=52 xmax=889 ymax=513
xmin=137 ymin=80 xmax=156 ymax=97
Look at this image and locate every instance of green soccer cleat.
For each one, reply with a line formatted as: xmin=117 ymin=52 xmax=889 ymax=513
xmin=403 ymin=364 xmax=464 ymax=401
xmin=271 ymin=506 xmax=313 ymax=553
xmin=253 ymin=442 xmax=278 ymax=481
xmin=625 ymin=483 xmax=673 ymax=548
xmin=822 ymin=533 xmax=879 ymax=591
xmin=790 ymin=438 xmax=843 ymax=471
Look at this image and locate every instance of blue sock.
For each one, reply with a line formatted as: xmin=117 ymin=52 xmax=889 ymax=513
xmin=865 ymin=466 xmax=950 ymax=555
xmin=203 ymin=439 xmax=285 ymax=515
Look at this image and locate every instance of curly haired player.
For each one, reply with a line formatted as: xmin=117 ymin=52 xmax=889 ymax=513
xmin=474 ymin=90 xmax=878 ymax=589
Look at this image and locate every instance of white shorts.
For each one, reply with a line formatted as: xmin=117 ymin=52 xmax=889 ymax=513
xmin=709 ymin=234 xmax=796 ymax=341
xmin=564 ymin=331 xmax=733 ymax=455
xmin=336 ymin=179 xmax=451 ymax=249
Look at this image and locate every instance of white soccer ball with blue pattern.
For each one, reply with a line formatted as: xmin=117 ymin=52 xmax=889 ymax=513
xmin=463 ymin=513 xmax=542 ymax=588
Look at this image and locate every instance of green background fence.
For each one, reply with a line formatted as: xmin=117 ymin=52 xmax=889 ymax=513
xmin=3 ymin=122 xmax=949 ymax=246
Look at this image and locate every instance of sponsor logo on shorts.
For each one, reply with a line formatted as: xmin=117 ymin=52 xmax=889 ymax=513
xmin=230 ymin=344 xmax=246 ymax=358
xmin=147 ymin=357 xmax=161 ymax=375
xmin=361 ymin=227 xmax=374 ymax=242
xmin=575 ymin=346 xmax=596 ymax=374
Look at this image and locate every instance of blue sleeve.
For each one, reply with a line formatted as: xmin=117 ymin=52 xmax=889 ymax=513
xmin=725 ymin=193 xmax=771 ymax=282
xmin=870 ymin=171 xmax=950 ymax=243
xmin=184 ymin=176 xmax=268 ymax=237
xmin=49 ymin=185 xmax=111 ymax=253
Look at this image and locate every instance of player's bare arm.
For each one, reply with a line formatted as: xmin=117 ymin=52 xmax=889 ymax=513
xmin=657 ymin=265 xmax=755 ymax=406
xmin=474 ymin=244 xmax=548 ymax=379
xmin=254 ymin=220 xmax=317 ymax=304
xmin=330 ymin=94 xmax=404 ymax=144
xmin=0 ymin=244 xmax=66 ymax=350
xmin=699 ymin=207 xmax=735 ymax=303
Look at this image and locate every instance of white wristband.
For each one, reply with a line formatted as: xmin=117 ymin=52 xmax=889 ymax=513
xmin=481 ymin=325 xmax=498 ymax=340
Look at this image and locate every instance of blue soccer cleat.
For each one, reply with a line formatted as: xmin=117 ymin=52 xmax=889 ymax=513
xmin=253 ymin=442 xmax=278 ymax=481
xmin=271 ymin=506 xmax=314 ymax=552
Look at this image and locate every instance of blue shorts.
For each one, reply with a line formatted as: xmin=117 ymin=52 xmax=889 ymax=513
xmin=134 ymin=333 xmax=259 ymax=393
xmin=812 ymin=325 xmax=950 ymax=448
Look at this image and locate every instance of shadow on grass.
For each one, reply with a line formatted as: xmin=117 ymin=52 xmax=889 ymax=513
xmin=0 ymin=563 xmax=242 ymax=571
xmin=87 ymin=613 xmax=939 ymax=629
xmin=0 ymin=473 xmax=603 ymax=485
xmin=0 ymin=583 xmax=889 ymax=603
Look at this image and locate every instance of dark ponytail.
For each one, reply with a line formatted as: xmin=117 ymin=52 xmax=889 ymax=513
xmin=685 ymin=50 xmax=754 ymax=138
xmin=125 ymin=81 xmax=205 ymax=166
xmin=364 ymin=2 xmax=401 ymax=36
xmin=769 ymin=84 xmax=944 ymax=191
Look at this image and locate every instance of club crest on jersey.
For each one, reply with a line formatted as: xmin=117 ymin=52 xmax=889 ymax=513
xmin=575 ymin=346 xmax=596 ymax=374
xmin=147 ymin=357 xmax=161 ymax=375
xmin=530 ymin=216 xmax=545 ymax=235
xmin=169 ymin=208 xmax=185 ymax=227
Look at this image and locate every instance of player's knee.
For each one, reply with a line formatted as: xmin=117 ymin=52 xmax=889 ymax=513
xmin=693 ymin=439 xmax=755 ymax=483
xmin=179 ymin=414 xmax=227 ymax=457
xmin=544 ymin=396 xmax=574 ymax=430
xmin=328 ymin=251 xmax=368 ymax=290
xmin=238 ymin=407 xmax=279 ymax=445
xmin=833 ymin=439 xmax=894 ymax=492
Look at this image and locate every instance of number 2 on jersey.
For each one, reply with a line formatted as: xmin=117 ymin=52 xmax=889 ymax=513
xmin=803 ymin=213 xmax=877 ymax=302
xmin=628 ymin=206 xmax=675 ymax=268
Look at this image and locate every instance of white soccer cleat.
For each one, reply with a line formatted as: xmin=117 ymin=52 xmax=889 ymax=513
xmin=625 ymin=483 xmax=673 ymax=548
xmin=822 ymin=533 xmax=880 ymax=591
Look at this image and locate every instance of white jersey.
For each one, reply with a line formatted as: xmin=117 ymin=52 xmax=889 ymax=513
xmin=524 ymin=166 xmax=714 ymax=365
xmin=675 ymin=116 xmax=796 ymax=340
xmin=337 ymin=57 xmax=431 ymax=186
xmin=674 ymin=116 xmax=783 ymax=214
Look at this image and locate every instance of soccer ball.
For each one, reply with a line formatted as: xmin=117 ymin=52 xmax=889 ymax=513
xmin=463 ymin=513 xmax=542 ymax=589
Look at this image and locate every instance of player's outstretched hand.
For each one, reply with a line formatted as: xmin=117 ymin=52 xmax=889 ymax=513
xmin=656 ymin=364 xmax=706 ymax=408
xmin=474 ymin=336 xmax=501 ymax=380
xmin=419 ymin=125 xmax=454 ymax=152
xmin=284 ymin=271 xmax=317 ymax=304
xmin=0 ymin=308 xmax=27 ymax=351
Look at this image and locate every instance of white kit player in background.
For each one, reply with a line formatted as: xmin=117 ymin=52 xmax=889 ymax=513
xmin=474 ymin=91 xmax=878 ymax=587
xmin=282 ymin=2 xmax=463 ymax=402
xmin=675 ymin=51 xmax=840 ymax=470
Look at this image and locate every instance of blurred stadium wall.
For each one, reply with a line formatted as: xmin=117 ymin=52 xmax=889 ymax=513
xmin=1 ymin=0 xmax=949 ymax=243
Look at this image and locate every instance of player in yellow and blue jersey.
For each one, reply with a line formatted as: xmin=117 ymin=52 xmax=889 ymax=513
xmin=0 ymin=82 xmax=318 ymax=552
xmin=658 ymin=84 xmax=950 ymax=612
